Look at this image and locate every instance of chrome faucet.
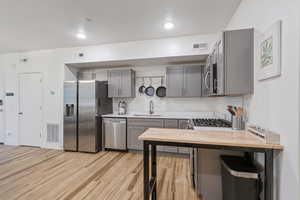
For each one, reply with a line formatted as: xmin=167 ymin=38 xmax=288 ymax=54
xmin=149 ymin=100 xmax=154 ymax=115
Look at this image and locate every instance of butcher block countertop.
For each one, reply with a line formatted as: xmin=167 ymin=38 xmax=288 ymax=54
xmin=138 ymin=128 xmax=284 ymax=150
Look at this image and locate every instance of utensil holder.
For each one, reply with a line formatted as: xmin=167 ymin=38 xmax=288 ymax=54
xmin=232 ymin=116 xmax=244 ymax=130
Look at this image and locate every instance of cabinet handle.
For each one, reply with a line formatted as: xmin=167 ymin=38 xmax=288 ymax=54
xmin=204 ymin=71 xmax=210 ymax=89
xmin=214 ymin=79 xmax=218 ymax=91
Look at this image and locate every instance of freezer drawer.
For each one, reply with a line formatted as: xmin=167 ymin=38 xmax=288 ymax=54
xmin=104 ymin=118 xmax=127 ymax=150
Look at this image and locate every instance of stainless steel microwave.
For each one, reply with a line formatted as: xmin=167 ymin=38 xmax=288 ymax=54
xmin=202 ymin=39 xmax=225 ymax=96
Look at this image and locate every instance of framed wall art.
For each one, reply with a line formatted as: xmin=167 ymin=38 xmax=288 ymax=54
xmin=258 ymin=20 xmax=282 ymax=81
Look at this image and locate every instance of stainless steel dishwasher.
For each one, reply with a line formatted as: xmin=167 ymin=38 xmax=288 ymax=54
xmin=103 ymin=118 xmax=127 ymax=151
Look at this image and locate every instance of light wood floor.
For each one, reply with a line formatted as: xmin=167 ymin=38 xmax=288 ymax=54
xmin=0 ymin=145 xmax=201 ymax=200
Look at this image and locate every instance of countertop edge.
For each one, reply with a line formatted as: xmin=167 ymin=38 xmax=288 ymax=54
xmin=138 ymin=128 xmax=284 ymax=151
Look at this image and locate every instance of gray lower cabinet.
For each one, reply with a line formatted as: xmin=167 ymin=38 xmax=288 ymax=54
xmin=127 ymin=118 xmax=190 ymax=155
xmin=127 ymin=126 xmax=146 ymax=150
xmin=178 ymin=120 xmax=190 ymax=154
xmin=127 ymin=118 xmax=164 ymax=151
xmin=107 ymin=69 xmax=135 ymax=98
xmin=162 ymin=120 xmax=179 ymax=153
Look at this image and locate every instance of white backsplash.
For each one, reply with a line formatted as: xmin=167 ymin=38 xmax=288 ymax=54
xmin=80 ymin=65 xmax=243 ymax=117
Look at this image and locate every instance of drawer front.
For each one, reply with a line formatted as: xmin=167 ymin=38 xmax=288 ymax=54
xmin=127 ymin=118 xmax=164 ymax=128
xmin=178 ymin=147 xmax=190 ymax=154
xmin=179 ymin=119 xmax=189 ymax=129
xmin=164 ymin=120 xmax=178 ymax=128
xmin=163 ymin=146 xmax=178 ymax=153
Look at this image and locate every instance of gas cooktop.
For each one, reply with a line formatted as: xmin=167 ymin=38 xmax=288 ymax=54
xmin=192 ymin=118 xmax=232 ymax=128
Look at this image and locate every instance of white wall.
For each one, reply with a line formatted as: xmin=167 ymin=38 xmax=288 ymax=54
xmin=299 ymin=7 xmax=300 ymax=191
xmin=226 ymin=0 xmax=300 ymax=199
xmin=80 ymin=65 xmax=243 ymax=116
xmin=0 ymin=34 xmax=225 ymax=149
xmin=0 ymin=51 xmax=65 ymax=147
xmin=0 ymin=61 xmax=5 ymax=143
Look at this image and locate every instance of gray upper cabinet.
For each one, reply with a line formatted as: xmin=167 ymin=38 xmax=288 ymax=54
xmin=107 ymin=70 xmax=121 ymax=97
xmin=107 ymin=69 xmax=135 ymax=98
xmin=166 ymin=66 xmax=184 ymax=97
xmin=223 ymin=29 xmax=254 ymax=95
xmin=166 ymin=65 xmax=202 ymax=97
xmin=183 ymin=66 xmax=202 ymax=97
xmin=206 ymin=28 xmax=254 ymax=96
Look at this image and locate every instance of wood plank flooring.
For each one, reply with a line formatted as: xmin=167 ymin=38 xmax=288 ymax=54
xmin=0 ymin=145 xmax=201 ymax=200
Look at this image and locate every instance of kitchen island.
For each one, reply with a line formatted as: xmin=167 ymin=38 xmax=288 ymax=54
xmin=139 ymin=128 xmax=283 ymax=200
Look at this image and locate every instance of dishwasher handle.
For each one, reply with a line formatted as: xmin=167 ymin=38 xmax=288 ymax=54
xmin=104 ymin=118 xmax=126 ymax=123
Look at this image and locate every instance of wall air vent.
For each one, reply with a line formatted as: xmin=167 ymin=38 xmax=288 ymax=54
xmin=193 ymin=43 xmax=208 ymax=50
xmin=47 ymin=123 xmax=59 ymax=143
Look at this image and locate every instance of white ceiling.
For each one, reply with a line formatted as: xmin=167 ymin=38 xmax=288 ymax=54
xmin=0 ymin=0 xmax=241 ymax=54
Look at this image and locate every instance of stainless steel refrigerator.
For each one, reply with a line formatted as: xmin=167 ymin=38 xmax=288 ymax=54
xmin=63 ymin=80 xmax=112 ymax=153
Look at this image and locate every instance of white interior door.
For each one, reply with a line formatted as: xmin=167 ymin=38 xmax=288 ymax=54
xmin=19 ymin=73 xmax=43 ymax=147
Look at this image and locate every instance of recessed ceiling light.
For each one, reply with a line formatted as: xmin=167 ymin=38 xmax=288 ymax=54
xmin=164 ymin=22 xmax=174 ymax=30
xmin=76 ymin=32 xmax=86 ymax=39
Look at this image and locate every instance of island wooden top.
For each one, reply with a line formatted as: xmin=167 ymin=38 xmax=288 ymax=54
xmin=138 ymin=128 xmax=283 ymax=150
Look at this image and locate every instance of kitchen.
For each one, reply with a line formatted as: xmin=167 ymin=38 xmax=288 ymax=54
xmin=0 ymin=0 xmax=299 ymax=200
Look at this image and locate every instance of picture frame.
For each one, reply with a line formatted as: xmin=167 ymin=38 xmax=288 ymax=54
xmin=258 ymin=20 xmax=282 ymax=81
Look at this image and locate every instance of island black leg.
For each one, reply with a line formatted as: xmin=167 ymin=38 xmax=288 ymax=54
xmin=151 ymin=144 xmax=157 ymax=200
xmin=144 ymin=141 xmax=150 ymax=200
xmin=265 ymin=150 xmax=274 ymax=200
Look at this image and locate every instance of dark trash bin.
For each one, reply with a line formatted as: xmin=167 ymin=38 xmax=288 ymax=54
xmin=220 ymin=155 xmax=261 ymax=200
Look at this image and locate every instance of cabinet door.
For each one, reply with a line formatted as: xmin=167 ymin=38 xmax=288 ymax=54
xmin=166 ymin=67 xmax=184 ymax=97
xmin=164 ymin=119 xmax=178 ymax=128
xmin=127 ymin=126 xmax=146 ymax=150
xmin=120 ymin=70 xmax=134 ymax=97
xmin=183 ymin=66 xmax=202 ymax=97
xmin=179 ymin=119 xmax=189 ymax=129
xmin=224 ymin=29 xmax=254 ymax=95
xmin=178 ymin=120 xmax=190 ymax=154
xmin=163 ymin=120 xmax=179 ymax=153
xmin=107 ymin=70 xmax=121 ymax=97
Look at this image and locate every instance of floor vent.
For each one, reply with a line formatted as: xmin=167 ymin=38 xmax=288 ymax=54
xmin=47 ymin=124 xmax=59 ymax=143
